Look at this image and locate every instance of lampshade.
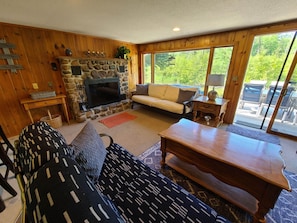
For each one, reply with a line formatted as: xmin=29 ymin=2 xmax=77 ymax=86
xmin=206 ymin=74 xmax=225 ymax=101
xmin=206 ymin=74 xmax=225 ymax=87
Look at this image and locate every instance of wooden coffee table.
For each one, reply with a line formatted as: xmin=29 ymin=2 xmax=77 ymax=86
xmin=159 ymin=118 xmax=291 ymax=223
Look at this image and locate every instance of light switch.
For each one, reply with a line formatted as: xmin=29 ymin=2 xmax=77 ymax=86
xmin=32 ymin=83 xmax=39 ymax=89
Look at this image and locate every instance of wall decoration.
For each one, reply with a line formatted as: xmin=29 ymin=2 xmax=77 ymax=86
xmin=0 ymin=39 xmax=23 ymax=73
xmin=71 ymin=66 xmax=82 ymax=75
xmin=51 ymin=62 xmax=58 ymax=71
xmin=65 ymin=48 xmax=72 ymax=56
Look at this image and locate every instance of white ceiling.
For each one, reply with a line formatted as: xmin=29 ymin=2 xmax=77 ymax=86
xmin=1 ymin=0 xmax=297 ymax=44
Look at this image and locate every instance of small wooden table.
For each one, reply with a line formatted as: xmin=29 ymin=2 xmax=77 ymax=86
xmin=159 ymin=118 xmax=291 ymax=223
xmin=192 ymin=95 xmax=229 ymax=127
xmin=20 ymin=94 xmax=70 ymax=124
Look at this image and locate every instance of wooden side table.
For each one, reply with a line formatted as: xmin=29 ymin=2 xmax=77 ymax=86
xmin=192 ymin=96 xmax=229 ymax=127
xmin=20 ymin=94 xmax=70 ymax=124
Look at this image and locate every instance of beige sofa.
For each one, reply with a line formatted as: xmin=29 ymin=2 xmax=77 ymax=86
xmin=131 ymin=84 xmax=200 ymax=115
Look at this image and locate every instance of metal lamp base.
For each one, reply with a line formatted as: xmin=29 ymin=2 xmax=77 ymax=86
xmin=207 ymin=90 xmax=218 ymax=101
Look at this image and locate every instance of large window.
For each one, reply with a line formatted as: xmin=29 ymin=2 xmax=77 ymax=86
xmin=143 ymin=54 xmax=152 ymax=84
xmin=211 ymin=47 xmax=233 ymax=74
xmin=210 ymin=47 xmax=233 ymax=96
xmin=143 ymin=46 xmax=233 ymax=95
xmin=154 ymin=50 xmax=210 ymax=88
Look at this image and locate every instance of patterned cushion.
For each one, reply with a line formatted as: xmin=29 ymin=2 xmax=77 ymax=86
xmin=96 ymin=143 xmax=230 ymax=223
xmin=17 ymin=121 xmax=72 ymax=178
xmin=70 ymin=121 xmax=106 ymax=181
xmin=25 ymin=156 xmax=125 ymax=223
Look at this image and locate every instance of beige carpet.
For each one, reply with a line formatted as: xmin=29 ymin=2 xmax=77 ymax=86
xmin=59 ymin=107 xmax=179 ymax=156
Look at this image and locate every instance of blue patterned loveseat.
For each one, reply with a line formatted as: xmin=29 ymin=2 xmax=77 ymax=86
xmin=14 ymin=121 xmax=230 ymax=223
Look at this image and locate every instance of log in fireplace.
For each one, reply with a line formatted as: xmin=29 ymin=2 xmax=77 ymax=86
xmin=84 ymin=77 xmax=121 ymax=108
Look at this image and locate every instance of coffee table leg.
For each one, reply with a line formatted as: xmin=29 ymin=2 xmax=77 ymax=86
xmin=253 ymin=186 xmax=282 ymax=223
xmin=160 ymin=137 xmax=166 ymax=167
xmin=253 ymin=210 xmax=266 ymax=223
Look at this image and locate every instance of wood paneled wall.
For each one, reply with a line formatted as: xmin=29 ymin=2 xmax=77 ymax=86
xmin=1 ymin=20 xmax=297 ymax=137
xmin=138 ymin=19 xmax=297 ymax=124
xmin=0 ymin=22 xmax=138 ymax=137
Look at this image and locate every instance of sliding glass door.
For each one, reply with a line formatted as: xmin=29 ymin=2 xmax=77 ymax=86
xmin=234 ymin=31 xmax=297 ymax=138
xmin=268 ymin=50 xmax=297 ymax=137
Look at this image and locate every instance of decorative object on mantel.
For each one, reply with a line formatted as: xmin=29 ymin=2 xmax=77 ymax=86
xmin=115 ymin=46 xmax=130 ymax=59
xmin=0 ymin=39 xmax=23 ymax=73
xmin=85 ymin=50 xmax=105 ymax=58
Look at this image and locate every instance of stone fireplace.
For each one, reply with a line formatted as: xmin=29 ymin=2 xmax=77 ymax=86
xmin=58 ymin=57 xmax=130 ymax=119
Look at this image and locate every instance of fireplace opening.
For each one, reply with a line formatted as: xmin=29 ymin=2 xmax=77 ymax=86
xmin=84 ymin=77 xmax=121 ymax=108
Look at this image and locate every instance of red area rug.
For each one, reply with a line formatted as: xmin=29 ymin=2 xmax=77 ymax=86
xmin=99 ymin=112 xmax=137 ymax=128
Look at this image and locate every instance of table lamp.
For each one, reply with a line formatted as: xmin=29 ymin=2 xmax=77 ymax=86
xmin=206 ymin=74 xmax=225 ymax=101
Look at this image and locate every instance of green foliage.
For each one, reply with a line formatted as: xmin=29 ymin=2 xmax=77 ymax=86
xmin=211 ymin=47 xmax=233 ymax=74
xmin=144 ymin=31 xmax=297 ymax=89
xmin=246 ymin=32 xmax=297 ymax=86
xmin=115 ymin=46 xmax=130 ymax=59
xmin=143 ymin=54 xmax=152 ymax=83
xmin=154 ymin=50 xmax=210 ymax=86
